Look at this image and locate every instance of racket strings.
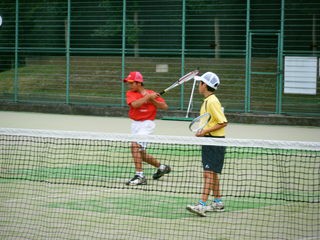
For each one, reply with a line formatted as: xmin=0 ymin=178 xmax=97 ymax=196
xmin=189 ymin=113 xmax=211 ymax=132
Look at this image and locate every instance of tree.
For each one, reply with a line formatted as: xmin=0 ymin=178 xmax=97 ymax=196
xmin=92 ymin=0 xmax=140 ymax=56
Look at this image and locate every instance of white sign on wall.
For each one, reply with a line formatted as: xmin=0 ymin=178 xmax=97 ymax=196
xmin=284 ymin=56 xmax=318 ymax=95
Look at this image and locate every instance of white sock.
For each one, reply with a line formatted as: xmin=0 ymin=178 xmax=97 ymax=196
xmin=136 ymin=172 xmax=144 ymax=177
xmin=159 ymin=164 xmax=166 ymax=171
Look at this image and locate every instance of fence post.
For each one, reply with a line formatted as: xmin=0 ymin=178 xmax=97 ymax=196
xmin=180 ymin=0 xmax=186 ymax=110
xmin=121 ymin=0 xmax=127 ymax=107
xmin=245 ymin=0 xmax=251 ymax=113
xmin=276 ymin=0 xmax=285 ymax=114
xmin=14 ymin=0 xmax=19 ymax=102
xmin=66 ymin=0 xmax=71 ymax=105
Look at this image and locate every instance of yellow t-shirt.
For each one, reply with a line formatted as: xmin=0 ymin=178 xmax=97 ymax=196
xmin=200 ymin=94 xmax=227 ymax=137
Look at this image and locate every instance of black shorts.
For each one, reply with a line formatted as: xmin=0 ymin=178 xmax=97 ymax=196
xmin=202 ymin=136 xmax=226 ymax=174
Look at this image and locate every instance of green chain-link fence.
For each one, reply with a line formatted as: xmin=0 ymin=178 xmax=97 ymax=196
xmin=0 ymin=0 xmax=319 ymax=117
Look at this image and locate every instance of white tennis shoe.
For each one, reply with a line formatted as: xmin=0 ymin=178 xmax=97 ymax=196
xmin=153 ymin=164 xmax=171 ymax=180
xmin=186 ymin=203 xmax=207 ymax=217
xmin=126 ymin=175 xmax=147 ymax=185
xmin=206 ymin=201 xmax=225 ymax=212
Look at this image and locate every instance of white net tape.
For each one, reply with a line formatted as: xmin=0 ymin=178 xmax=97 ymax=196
xmin=1 ymin=127 xmax=319 ymax=151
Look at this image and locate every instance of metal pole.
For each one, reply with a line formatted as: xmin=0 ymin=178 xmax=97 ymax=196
xmin=180 ymin=0 xmax=186 ymax=110
xmin=66 ymin=0 xmax=71 ymax=104
xmin=121 ymin=0 xmax=126 ymax=106
xmin=14 ymin=0 xmax=19 ymax=102
xmin=186 ymin=78 xmax=197 ymax=118
xmin=245 ymin=0 xmax=251 ymax=113
xmin=276 ymin=0 xmax=285 ymax=114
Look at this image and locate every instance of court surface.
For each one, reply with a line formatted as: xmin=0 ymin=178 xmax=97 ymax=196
xmin=0 ymin=111 xmax=319 ymax=142
xmin=1 ymin=111 xmax=319 ymax=240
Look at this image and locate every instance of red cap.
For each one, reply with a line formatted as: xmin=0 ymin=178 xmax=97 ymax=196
xmin=124 ymin=71 xmax=144 ymax=83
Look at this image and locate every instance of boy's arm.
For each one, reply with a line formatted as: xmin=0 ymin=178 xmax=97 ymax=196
xmin=196 ymin=122 xmax=227 ymax=137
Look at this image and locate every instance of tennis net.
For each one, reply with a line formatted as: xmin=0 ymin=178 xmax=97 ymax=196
xmin=0 ymin=128 xmax=319 ymax=240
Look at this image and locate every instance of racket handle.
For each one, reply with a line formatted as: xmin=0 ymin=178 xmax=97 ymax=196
xmin=159 ymin=90 xmax=165 ymax=95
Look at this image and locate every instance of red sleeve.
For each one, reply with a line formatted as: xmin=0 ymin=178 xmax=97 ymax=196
xmin=126 ymin=91 xmax=139 ymax=105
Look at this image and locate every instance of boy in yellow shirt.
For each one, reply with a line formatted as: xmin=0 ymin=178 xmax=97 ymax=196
xmin=186 ymin=72 xmax=228 ymax=217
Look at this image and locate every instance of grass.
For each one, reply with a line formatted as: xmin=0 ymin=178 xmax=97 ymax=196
xmin=0 ymin=56 xmax=250 ymax=110
xmin=0 ymin=55 xmax=319 ymax=115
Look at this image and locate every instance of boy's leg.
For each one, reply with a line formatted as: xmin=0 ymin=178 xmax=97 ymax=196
xmin=201 ymin=170 xmax=214 ymax=203
xmin=126 ymin=142 xmax=147 ymax=185
xmin=141 ymin=151 xmax=160 ymax=168
xmin=131 ymin=142 xmax=143 ymax=172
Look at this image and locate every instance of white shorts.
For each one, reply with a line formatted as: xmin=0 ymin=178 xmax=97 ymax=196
xmin=131 ymin=120 xmax=156 ymax=149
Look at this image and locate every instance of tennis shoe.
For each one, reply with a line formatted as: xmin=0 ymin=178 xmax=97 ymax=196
xmin=186 ymin=203 xmax=207 ymax=217
xmin=206 ymin=200 xmax=225 ymax=212
xmin=152 ymin=165 xmax=171 ymax=180
xmin=126 ymin=175 xmax=147 ymax=186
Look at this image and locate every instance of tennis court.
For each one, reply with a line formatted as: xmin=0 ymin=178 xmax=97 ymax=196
xmin=0 ymin=111 xmax=319 ymax=240
xmin=1 ymin=1 xmax=319 ymax=239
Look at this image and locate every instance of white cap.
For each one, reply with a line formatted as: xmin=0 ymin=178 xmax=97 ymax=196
xmin=195 ymin=72 xmax=220 ymax=90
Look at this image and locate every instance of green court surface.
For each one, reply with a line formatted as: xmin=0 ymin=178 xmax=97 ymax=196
xmin=1 ymin=141 xmax=319 ymax=240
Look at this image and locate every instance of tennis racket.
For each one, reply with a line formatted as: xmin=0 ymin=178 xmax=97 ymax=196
xmin=189 ymin=112 xmax=211 ymax=132
xmin=159 ymin=70 xmax=199 ymax=95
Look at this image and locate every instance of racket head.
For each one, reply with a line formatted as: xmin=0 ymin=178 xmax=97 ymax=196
xmin=189 ymin=112 xmax=211 ymax=132
xmin=178 ymin=70 xmax=199 ymax=84
xmin=160 ymin=70 xmax=199 ymax=95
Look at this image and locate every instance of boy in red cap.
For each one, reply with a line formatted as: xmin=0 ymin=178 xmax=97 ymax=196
xmin=124 ymin=71 xmax=171 ymax=185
